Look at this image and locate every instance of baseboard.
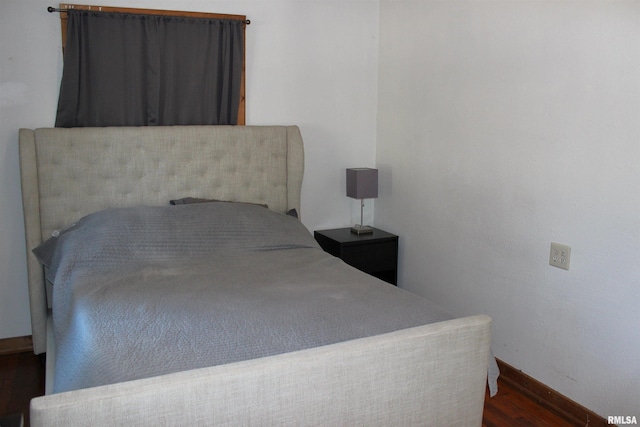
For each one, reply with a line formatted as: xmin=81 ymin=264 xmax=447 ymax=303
xmin=496 ymin=358 xmax=610 ymax=427
xmin=0 ymin=335 xmax=33 ymax=356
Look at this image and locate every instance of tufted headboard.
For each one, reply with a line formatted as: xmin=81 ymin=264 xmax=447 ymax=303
xmin=19 ymin=125 xmax=304 ymax=354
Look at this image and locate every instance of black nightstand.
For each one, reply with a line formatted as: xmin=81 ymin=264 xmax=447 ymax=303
xmin=314 ymin=228 xmax=398 ymax=286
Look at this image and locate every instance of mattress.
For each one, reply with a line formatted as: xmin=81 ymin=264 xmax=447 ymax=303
xmin=35 ymin=202 xmax=455 ymax=393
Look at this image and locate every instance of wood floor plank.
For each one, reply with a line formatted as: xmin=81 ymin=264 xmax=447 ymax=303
xmin=0 ymin=352 xmax=44 ymax=427
xmin=0 ymin=354 xmax=20 ymax=417
xmin=496 ymin=359 xmax=608 ymax=427
xmin=485 ymin=381 xmax=576 ymax=427
xmin=484 ymin=378 xmax=582 ymax=427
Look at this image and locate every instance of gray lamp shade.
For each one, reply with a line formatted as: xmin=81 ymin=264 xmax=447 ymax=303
xmin=346 ymin=168 xmax=378 ymax=199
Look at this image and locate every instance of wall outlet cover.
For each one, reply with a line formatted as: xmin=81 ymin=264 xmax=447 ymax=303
xmin=550 ymin=242 xmax=571 ymax=270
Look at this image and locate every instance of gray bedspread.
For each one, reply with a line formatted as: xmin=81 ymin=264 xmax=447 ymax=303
xmin=40 ymin=202 xmax=468 ymax=393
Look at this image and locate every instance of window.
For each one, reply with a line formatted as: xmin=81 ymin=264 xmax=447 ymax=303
xmin=54 ymin=4 xmax=247 ymax=126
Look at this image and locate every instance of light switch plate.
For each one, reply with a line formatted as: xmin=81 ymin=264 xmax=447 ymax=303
xmin=550 ymin=242 xmax=571 ymax=270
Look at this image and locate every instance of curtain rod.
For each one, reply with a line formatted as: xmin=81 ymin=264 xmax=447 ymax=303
xmin=46 ymin=7 xmax=251 ymax=25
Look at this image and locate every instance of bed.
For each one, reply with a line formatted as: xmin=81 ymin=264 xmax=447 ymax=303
xmin=19 ymin=125 xmax=495 ymax=426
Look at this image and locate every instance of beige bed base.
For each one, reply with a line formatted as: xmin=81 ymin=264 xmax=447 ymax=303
xmin=20 ymin=126 xmax=491 ymax=426
xmin=31 ymin=315 xmax=491 ymax=427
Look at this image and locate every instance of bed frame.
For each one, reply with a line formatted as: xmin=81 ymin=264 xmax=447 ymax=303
xmin=19 ymin=126 xmax=491 ymax=426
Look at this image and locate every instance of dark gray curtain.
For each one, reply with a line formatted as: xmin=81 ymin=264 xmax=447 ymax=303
xmin=55 ymin=10 xmax=244 ymax=127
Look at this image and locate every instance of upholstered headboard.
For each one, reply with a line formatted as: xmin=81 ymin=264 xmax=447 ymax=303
xmin=19 ymin=125 xmax=304 ymax=354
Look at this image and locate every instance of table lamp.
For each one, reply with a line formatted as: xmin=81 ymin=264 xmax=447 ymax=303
xmin=346 ymin=168 xmax=378 ymax=235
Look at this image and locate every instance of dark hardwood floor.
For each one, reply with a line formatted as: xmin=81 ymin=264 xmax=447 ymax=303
xmin=483 ymin=377 xmax=583 ymax=427
xmin=0 ymin=352 xmax=44 ymax=427
xmin=1 ymin=350 xmax=591 ymax=427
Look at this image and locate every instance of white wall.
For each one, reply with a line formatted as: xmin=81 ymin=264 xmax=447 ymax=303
xmin=377 ymin=0 xmax=640 ymax=417
xmin=0 ymin=1 xmax=62 ymax=339
xmin=0 ymin=0 xmax=380 ymax=338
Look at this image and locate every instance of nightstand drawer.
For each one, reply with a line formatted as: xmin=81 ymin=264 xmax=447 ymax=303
xmin=341 ymin=241 xmax=397 ymax=272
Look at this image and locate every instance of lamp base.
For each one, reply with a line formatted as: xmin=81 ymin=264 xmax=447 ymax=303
xmin=351 ymin=224 xmax=374 ymax=235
